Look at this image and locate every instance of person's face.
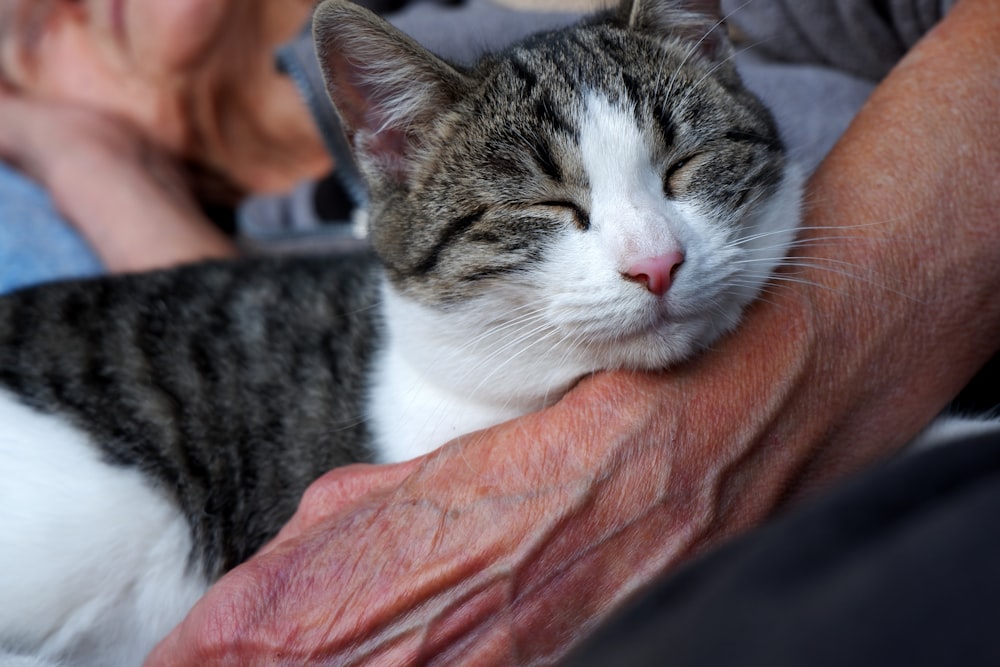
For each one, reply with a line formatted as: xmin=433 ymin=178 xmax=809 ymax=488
xmin=0 ymin=0 xmax=239 ymax=150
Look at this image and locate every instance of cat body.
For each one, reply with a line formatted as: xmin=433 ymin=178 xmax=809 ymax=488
xmin=0 ymin=1 xmax=803 ymax=664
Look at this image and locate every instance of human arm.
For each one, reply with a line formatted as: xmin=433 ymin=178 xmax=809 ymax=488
xmin=146 ymin=0 xmax=1000 ymax=663
xmin=0 ymin=88 xmax=237 ymax=274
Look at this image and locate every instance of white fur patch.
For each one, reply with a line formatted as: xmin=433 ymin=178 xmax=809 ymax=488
xmin=580 ymin=93 xmax=689 ymax=269
xmin=369 ymin=282 xmax=564 ymax=463
xmin=0 ymin=391 xmax=207 ymax=666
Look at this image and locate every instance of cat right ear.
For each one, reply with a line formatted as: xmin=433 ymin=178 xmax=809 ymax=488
xmin=622 ymin=0 xmax=730 ymax=62
xmin=313 ymin=0 xmax=471 ymax=183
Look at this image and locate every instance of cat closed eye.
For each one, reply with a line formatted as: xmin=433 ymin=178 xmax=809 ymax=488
xmin=534 ymin=201 xmax=591 ymax=231
xmin=663 ymin=155 xmax=700 ymax=199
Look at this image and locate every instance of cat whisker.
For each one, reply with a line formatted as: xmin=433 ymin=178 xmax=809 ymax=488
xmin=716 ymin=281 xmax=797 ymax=310
xmin=474 ymin=319 xmax=560 ymax=369
xmin=404 ymin=305 xmax=556 ymax=427
xmin=449 ymin=305 xmax=550 ymax=356
xmin=770 ymin=259 xmax=927 ymax=303
xmin=726 ymin=227 xmax=800 ymax=249
xmin=730 ymin=254 xmax=865 ymax=274
xmin=393 ymin=314 xmax=558 ymax=446
xmin=659 ymin=0 xmax=764 ymax=100
xmin=445 ymin=305 xmax=556 ymax=369
xmin=518 ymin=327 xmax=589 ymax=409
xmin=464 ymin=326 xmax=566 ymax=405
xmin=773 ymin=258 xmax=869 ymax=281
xmin=728 ymin=222 xmax=904 ymax=255
xmin=672 ymin=39 xmax=769 ymax=111
xmin=720 ymin=276 xmax=846 ymax=302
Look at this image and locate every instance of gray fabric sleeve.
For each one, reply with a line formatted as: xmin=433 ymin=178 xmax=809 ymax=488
xmin=722 ymin=0 xmax=957 ymax=81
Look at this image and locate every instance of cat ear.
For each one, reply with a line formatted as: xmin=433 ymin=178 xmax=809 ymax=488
xmin=621 ymin=0 xmax=730 ymax=62
xmin=313 ymin=0 xmax=472 ymax=182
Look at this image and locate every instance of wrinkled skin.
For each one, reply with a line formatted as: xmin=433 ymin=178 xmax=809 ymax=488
xmin=146 ymin=1 xmax=1000 ymax=664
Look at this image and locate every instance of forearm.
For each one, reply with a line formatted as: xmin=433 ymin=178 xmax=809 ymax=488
xmin=772 ymin=0 xmax=1000 ymax=493
xmin=48 ymin=154 xmax=238 ymax=273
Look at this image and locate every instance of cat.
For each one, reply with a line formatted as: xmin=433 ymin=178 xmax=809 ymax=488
xmin=0 ymin=0 xmax=803 ymax=664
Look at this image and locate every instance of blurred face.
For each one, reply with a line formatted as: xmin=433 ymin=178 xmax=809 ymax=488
xmin=0 ymin=0 xmax=248 ymax=151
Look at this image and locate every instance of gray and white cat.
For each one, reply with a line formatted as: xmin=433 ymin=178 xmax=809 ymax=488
xmin=0 ymin=0 xmax=803 ymax=664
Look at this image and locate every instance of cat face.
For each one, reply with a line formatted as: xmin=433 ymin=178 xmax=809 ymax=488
xmin=316 ymin=0 xmax=801 ymax=371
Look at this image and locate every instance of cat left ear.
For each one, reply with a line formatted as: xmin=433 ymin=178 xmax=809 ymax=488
xmin=313 ymin=0 xmax=472 ymax=183
xmin=622 ymin=0 xmax=730 ymax=62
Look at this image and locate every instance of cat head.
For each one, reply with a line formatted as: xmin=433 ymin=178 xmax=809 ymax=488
xmin=314 ymin=0 xmax=801 ymax=371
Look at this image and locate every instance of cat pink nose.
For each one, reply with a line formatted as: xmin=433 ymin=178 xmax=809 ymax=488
xmin=624 ymin=252 xmax=685 ymax=296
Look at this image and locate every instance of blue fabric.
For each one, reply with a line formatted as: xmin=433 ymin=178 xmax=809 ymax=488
xmin=0 ymin=163 xmax=103 ymax=294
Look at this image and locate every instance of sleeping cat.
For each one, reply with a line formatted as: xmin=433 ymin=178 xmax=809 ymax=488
xmin=0 ymin=0 xmax=803 ymax=664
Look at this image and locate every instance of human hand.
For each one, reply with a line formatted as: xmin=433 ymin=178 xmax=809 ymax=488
xmin=147 ymin=365 xmax=786 ymax=666
xmin=0 ymin=85 xmax=235 ymax=271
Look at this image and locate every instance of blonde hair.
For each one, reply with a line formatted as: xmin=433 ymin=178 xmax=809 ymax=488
xmin=180 ymin=1 xmax=320 ymax=203
xmin=177 ymin=4 xmax=270 ymax=206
